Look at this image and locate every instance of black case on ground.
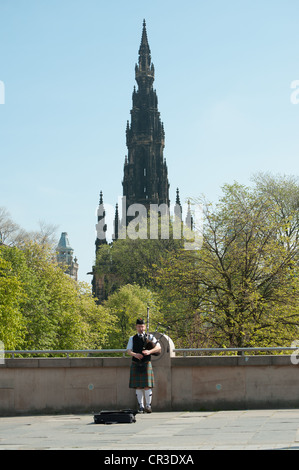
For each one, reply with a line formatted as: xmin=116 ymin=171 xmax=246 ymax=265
xmin=94 ymin=409 xmax=137 ymax=424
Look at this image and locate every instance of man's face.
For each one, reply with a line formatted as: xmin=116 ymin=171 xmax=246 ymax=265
xmin=136 ymin=324 xmax=146 ymax=335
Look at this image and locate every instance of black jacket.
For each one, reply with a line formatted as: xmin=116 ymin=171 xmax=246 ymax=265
xmin=132 ymin=334 xmax=151 ymax=363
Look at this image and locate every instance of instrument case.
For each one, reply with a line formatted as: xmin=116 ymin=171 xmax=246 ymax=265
xmin=94 ymin=409 xmax=137 ymax=424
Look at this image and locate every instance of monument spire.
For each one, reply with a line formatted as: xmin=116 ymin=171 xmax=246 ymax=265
xmin=122 ymin=20 xmax=169 ymax=222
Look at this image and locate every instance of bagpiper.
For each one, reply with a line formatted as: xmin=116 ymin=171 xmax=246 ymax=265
xmin=127 ymin=318 xmax=161 ymax=413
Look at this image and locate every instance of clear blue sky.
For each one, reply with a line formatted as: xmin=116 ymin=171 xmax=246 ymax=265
xmin=1 ymin=0 xmax=299 ymax=284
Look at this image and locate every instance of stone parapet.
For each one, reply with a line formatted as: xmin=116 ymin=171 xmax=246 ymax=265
xmin=0 ymin=338 xmax=298 ymax=415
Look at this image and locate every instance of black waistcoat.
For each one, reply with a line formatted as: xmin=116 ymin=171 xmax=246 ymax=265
xmin=132 ymin=334 xmax=151 ymax=363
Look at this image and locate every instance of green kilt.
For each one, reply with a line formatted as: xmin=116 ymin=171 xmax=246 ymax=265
xmin=129 ymin=361 xmax=154 ymax=388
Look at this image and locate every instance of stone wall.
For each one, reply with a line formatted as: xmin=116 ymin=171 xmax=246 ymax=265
xmin=0 ymin=337 xmax=299 ymax=415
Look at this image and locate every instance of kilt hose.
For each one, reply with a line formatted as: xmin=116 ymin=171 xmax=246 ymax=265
xmin=129 ymin=361 xmax=155 ymax=389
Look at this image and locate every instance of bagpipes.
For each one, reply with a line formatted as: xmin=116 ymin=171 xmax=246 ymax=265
xmin=143 ymin=323 xmax=171 ymax=356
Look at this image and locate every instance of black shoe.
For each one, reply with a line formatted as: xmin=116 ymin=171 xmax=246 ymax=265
xmin=137 ymin=406 xmax=144 ymax=414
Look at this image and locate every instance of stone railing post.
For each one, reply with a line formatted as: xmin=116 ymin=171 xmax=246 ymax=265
xmin=151 ymin=334 xmax=175 ymax=411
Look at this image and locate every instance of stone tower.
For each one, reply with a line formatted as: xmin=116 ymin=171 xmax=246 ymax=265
xmin=121 ymin=20 xmax=170 ymax=227
xmin=92 ymin=20 xmax=174 ymax=301
xmin=56 ymin=232 xmax=78 ymax=281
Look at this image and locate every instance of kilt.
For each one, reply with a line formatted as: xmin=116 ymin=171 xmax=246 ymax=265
xmin=129 ymin=361 xmax=154 ymax=389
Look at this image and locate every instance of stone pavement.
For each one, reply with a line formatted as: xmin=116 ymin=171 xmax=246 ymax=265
xmin=0 ymin=409 xmax=299 ymax=450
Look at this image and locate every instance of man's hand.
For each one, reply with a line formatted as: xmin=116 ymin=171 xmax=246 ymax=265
xmin=142 ymin=349 xmax=151 ymax=356
xmin=134 ymin=353 xmax=144 ymax=360
xmin=127 ymin=349 xmax=144 ymax=360
xmin=142 ymin=344 xmax=161 ymax=356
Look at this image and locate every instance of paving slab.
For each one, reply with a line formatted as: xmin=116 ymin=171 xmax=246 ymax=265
xmin=0 ymin=410 xmax=299 ymax=450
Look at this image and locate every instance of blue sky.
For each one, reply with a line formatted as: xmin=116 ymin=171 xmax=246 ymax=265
xmin=0 ymin=0 xmax=299 ymax=284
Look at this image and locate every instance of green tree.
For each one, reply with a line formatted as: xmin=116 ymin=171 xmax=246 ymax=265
xmin=103 ymin=284 xmax=162 ymax=348
xmin=1 ymin=242 xmax=116 ymax=351
xmin=252 ymin=172 xmax=299 ymax=251
xmin=154 ymin=179 xmax=299 ymax=349
xmin=0 ymin=248 xmax=26 ymax=349
xmin=94 ymin=227 xmax=184 ymax=300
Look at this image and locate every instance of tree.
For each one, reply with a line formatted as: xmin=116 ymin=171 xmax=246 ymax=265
xmin=94 ymin=224 xmax=184 ymax=300
xmin=154 ymin=179 xmax=299 ymax=349
xmin=0 ymin=206 xmax=58 ymax=248
xmin=103 ymin=284 xmax=162 ymax=348
xmin=0 ymin=207 xmax=20 ymax=246
xmin=252 ymin=172 xmax=299 ymax=251
xmin=0 ymin=242 xmax=116 ymax=351
xmin=0 ymin=248 xmax=26 ymax=349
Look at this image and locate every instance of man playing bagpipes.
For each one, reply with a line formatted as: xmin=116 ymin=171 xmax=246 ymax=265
xmin=126 ymin=318 xmax=161 ymax=413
